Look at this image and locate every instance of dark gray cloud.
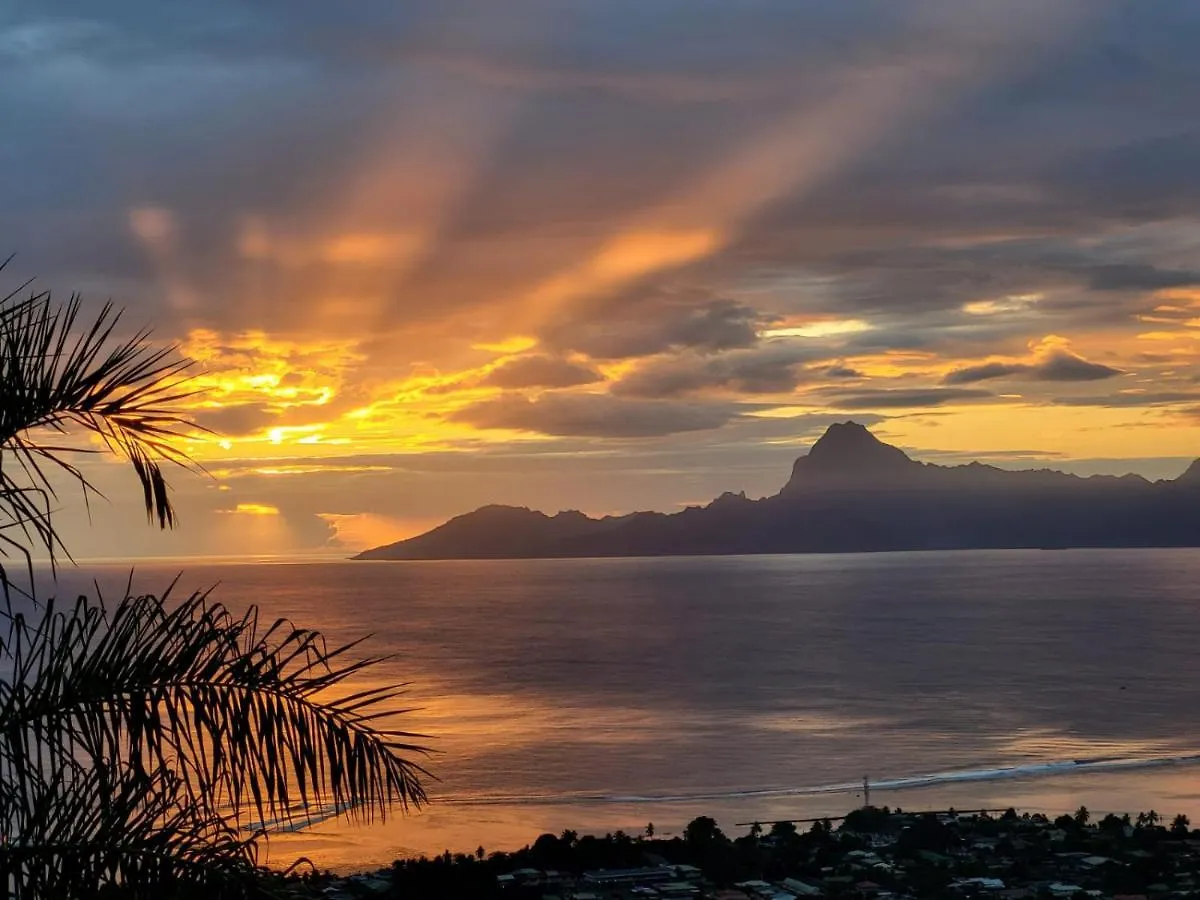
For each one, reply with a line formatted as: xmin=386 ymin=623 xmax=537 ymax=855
xmin=819 ymin=364 xmax=864 ymax=379
xmin=943 ymin=361 xmax=1029 ymax=385
xmin=1084 ymin=264 xmax=1200 ymax=292
xmin=480 ymin=355 xmax=602 ymax=388
xmin=543 ymin=295 xmax=764 ymax=360
xmin=827 ymin=388 xmax=994 ymax=409
xmin=447 ymin=392 xmax=739 ymax=437
xmin=1047 ymin=132 xmax=1200 ymax=222
xmin=1035 ymin=350 xmax=1123 ymax=382
xmin=611 ymin=343 xmax=822 ymax=398
xmin=944 ymin=350 xmax=1123 ymax=385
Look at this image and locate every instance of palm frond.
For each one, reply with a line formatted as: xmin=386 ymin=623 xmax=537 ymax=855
xmin=0 ymin=587 xmax=430 ymax=828
xmin=0 ymin=761 xmax=266 ymax=899
xmin=0 ymin=276 xmax=202 ymax=565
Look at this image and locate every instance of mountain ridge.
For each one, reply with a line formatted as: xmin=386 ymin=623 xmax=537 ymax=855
xmin=355 ymin=422 xmax=1200 ymax=560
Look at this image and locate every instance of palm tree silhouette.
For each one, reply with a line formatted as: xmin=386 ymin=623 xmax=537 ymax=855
xmin=0 ymin=270 xmax=429 ymax=897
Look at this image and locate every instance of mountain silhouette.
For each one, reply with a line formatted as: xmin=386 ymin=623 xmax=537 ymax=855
xmin=355 ymin=422 xmax=1200 ymax=560
xmin=781 ymin=420 xmax=917 ymax=493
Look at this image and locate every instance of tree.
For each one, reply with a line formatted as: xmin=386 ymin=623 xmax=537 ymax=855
xmin=1073 ymin=806 xmax=1090 ymax=828
xmin=1098 ymin=813 xmax=1126 ymax=835
xmin=0 ymin=278 xmax=429 ymax=897
xmin=769 ymin=820 xmax=798 ymax=839
xmin=1171 ymin=814 xmax=1190 ymax=836
xmin=645 ymin=822 xmax=655 ymax=839
xmin=684 ymin=816 xmax=725 ymax=849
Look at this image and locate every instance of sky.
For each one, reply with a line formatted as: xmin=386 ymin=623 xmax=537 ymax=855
xmin=6 ymin=0 xmax=1200 ymax=559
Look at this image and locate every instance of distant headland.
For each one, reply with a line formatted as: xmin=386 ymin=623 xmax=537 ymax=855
xmin=356 ymin=422 xmax=1200 ymax=560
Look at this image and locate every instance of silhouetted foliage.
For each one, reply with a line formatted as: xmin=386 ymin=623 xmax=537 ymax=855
xmin=0 ymin=272 xmax=430 ymax=897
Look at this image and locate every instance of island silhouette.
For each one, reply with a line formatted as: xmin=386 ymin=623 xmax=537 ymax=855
xmin=356 ymin=422 xmax=1200 ymax=560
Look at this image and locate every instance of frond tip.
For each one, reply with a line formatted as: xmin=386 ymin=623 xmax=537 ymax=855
xmin=0 ymin=275 xmax=203 ymax=562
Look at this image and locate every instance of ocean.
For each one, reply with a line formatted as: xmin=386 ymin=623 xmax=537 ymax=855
xmin=39 ymin=549 xmax=1200 ymax=871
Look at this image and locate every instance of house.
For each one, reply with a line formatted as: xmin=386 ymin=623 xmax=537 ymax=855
xmin=656 ymin=881 xmax=701 ymax=898
xmin=583 ymin=867 xmax=675 ymax=887
xmin=954 ymin=877 xmax=1005 ymax=891
xmin=781 ymin=877 xmax=822 ymax=896
xmin=1046 ymin=883 xmax=1083 ymax=896
xmin=735 ymin=880 xmax=775 ymax=899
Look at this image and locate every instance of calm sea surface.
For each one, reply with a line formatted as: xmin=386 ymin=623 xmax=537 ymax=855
xmin=40 ymin=550 xmax=1200 ymax=871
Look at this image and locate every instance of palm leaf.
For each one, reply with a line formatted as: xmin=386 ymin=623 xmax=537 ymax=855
xmin=0 ymin=266 xmax=202 ymax=568
xmin=0 ymin=588 xmax=431 ymax=896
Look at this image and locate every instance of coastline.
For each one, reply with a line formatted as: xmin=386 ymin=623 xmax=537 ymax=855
xmin=264 ymin=763 xmax=1200 ymax=875
xmin=289 ymin=806 xmax=1200 ymax=899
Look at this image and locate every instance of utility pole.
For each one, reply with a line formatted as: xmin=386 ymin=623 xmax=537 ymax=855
xmin=863 ymin=775 xmax=870 ymax=808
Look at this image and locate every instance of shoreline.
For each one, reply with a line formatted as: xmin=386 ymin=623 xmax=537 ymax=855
xmin=296 ymin=806 xmax=1200 ymax=899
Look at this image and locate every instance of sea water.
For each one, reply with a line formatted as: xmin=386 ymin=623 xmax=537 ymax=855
xmin=41 ymin=548 xmax=1200 ymax=871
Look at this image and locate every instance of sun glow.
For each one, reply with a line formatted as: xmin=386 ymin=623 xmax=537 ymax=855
xmin=226 ymin=503 xmax=280 ymax=516
xmin=763 ymin=319 xmax=873 ymax=339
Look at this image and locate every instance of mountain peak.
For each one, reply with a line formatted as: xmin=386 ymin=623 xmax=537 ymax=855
xmin=781 ymin=422 xmax=916 ymax=493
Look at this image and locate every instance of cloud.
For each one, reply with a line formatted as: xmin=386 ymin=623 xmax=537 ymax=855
xmin=612 ymin=343 xmax=821 ymax=398
xmin=819 ymin=364 xmax=865 ymax=379
xmin=447 ymin=392 xmax=738 ymax=437
xmin=191 ymin=403 xmax=281 ymax=437
xmin=1034 ymin=349 xmax=1123 ymax=382
xmin=480 ymin=355 xmax=603 ymax=388
xmin=1051 ymin=391 xmax=1200 ymax=408
xmin=943 ymin=347 xmax=1123 ymax=384
xmin=827 ymin=388 xmax=993 ymax=409
xmin=542 ymin=295 xmax=763 ymax=360
xmin=943 ymin=361 xmax=1029 ymax=385
xmin=1084 ymin=264 xmax=1200 ymax=292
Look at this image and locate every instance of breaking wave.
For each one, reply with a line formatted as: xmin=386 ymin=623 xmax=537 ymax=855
xmin=432 ymin=752 xmax=1200 ymax=807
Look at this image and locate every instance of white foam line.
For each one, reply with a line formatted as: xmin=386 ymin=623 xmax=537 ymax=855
xmin=242 ymin=800 xmax=356 ymax=833
xmin=431 ymin=752 xmax=1200 ymax=808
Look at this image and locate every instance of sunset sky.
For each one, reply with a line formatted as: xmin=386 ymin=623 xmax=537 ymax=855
xmin=8 ymin=0 xmax=1200 ymax=558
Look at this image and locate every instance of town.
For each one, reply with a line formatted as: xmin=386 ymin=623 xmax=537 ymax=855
xmin=308 ymin=807 xmax=1200 ymax=900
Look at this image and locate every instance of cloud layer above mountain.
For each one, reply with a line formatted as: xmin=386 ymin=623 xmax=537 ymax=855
xmin=8 ymin=0 xmax=1200 ymax=556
